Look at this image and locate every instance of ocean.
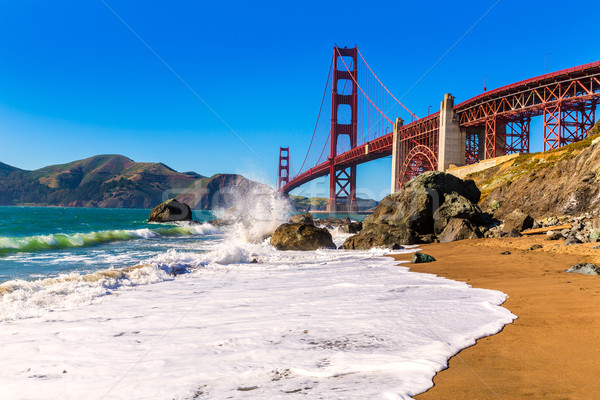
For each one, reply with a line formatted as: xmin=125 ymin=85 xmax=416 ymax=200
xmin=0 ymin=200 xmax=516 ymax=399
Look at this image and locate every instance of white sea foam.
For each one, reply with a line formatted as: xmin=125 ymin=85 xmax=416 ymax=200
xmin=0 ymin=249 xmax=516 ymax=400
xmin=0 ymin=195 xmax=517 ymax=399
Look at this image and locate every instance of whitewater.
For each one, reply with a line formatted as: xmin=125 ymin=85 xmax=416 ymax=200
xmin=0 ymin=202 xmax=516 ymax=399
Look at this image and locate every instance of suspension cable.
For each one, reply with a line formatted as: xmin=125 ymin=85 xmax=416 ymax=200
xmin=356 ymin=47 xmax=419 ymax=120
xmin=335 ymin=46 xmax=393 ymax=125
xmin=297 ymin=53 xmax=334 ymax=174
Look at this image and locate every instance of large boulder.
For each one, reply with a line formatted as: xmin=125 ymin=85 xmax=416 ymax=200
xmin=438 ymin=218 xmax=481 ymax=243
xmin=271 ymin=223 xmax=335 ymax=251
xmin=342 ymin=172 xmax=483 ymax=249
xmin=502 ymin=209 xmax=534 ymax=233
xmin=148 ymin=199 xmax=192 ymax=222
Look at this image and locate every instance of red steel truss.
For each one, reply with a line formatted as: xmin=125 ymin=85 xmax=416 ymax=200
xmin=277 ymin=147 xmax=290 ymax=190
xmin=280 ymin=59 xmax=600 ymax=195
xmin=456 ymin=61 xmax=600 ymax=158
xmin=328 ymin=46 xmax=358 ymax=212
xmin=397 ymin=114 xmax=439 ymax=187
xmin=465 ymin=131 xmax=479 ymax=165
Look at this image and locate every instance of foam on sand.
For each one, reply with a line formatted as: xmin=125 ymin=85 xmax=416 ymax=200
xmin=0 ymin=246 xmax=516 ymax=399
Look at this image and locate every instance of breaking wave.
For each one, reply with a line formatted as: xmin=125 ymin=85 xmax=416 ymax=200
xmin=0 ymin=223 xmax=221 ymax=256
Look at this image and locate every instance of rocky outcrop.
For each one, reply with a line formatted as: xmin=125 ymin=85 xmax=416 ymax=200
xmin=342 ymin=172 xmax=487 ymax=249
xmin=148 ymin=199 xmax=193 ymax=222
xmin=270 ymin=223 xmax=336 ymax=251
xmin=470 ymin=121 xmax=600 ymax=220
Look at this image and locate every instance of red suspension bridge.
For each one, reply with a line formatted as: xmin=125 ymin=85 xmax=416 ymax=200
xmin=277 ymin=45 xmax=600 ymax=212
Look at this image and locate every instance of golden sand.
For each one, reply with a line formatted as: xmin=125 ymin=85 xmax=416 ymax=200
xmin=393 ymin=236 xmax=600 ymax=399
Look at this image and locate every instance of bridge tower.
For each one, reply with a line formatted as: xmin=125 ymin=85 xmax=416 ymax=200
xmin=328 ymin=46 xmax=358 ymax=213
xmin=277 ymin=147 xmax=290 ymax=191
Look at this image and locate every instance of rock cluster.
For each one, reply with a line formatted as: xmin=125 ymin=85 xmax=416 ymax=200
xmin=286 ymin=213 xmax=363 ymax=234
xmin=270 ymin=223 xmax=336 ymax=250
xmin=148 ymin=199 xmax=193 ymax=222
xmin=486 ymin=211 xmax=600 ymax=243
xmin=342 ymin=172 xmax=491 ymax=249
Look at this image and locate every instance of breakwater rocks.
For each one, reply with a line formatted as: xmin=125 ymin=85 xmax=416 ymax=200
xmin=342 ymin=172 xmax=492 ymax=249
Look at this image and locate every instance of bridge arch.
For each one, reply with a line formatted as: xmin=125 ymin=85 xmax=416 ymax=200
xmin=399 ymin=145 xmax=437 ymax=186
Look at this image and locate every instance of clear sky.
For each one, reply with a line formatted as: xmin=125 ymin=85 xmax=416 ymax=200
xmin=1 ymin=0 xmax=599 ymax=200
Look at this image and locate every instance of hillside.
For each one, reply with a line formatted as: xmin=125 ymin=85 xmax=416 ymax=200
xmin=468 ymin=120 xmax=600 ymax=219
xmin=0 ymin=155 xmax=270 ymax=209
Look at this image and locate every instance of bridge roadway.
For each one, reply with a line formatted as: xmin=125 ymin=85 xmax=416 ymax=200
xmin=281 ymin=60 xmax=600 ymax=194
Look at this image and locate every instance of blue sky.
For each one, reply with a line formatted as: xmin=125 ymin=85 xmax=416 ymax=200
xmin=1 ymin=0 xmax=599 ymax=200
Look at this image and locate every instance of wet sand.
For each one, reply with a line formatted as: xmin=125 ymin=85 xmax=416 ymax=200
xmin=392 ymin=236 xmax=600 ymax=400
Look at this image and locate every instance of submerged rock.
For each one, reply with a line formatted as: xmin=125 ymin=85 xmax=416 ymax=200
xmin=148 ymin=199 xmax=192 ymax=222
xmin=565 ymin=263 xmax=600 ymax=275
xmin=412 ymin=252 xmax=436 ymax=264
xmin=270 ymin=223 xmax=335 ymax=251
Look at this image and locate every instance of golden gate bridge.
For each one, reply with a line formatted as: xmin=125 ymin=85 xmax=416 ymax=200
xmin=277 ymin=45 xmax=600 ymax=212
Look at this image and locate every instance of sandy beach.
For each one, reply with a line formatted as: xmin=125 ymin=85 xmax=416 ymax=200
xmin=393 ymin=236 xmax=600 ymax=399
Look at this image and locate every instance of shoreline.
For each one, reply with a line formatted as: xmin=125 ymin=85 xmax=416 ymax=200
xmin=393 ymin=236 xmax=600 ymax=399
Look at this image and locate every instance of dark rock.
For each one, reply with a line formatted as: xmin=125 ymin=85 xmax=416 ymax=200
xmin=545 ymin=232 xmax=563 ymax=241
xmin=565 ymin=263 xmax=600 ymax=275
xmin=419 ymin=234 xmax=436 ymax=244
xmin=347 ymin=221 xmax=363 ymax=234
xmin=593 ymin=244 xmax=600 ymax=250
xmin=438 ymin=218 xmax=481 ymax=243
xmin=529 ymin=244 xmax=543 ymax=250
xmin=565 ymin=236 xmax=582 ymax=246
xmin=289 ymin=213 xmax=314 ymax=225
xmin=506 ymin=228 xmax=522 ymax=237
xmin=338 ymin=221 xmax=363 ymax=234
xmin=501 ymin=251 xmax=511 ymax=255
xmin=148 ymin=199 xmax=192 ymax=222
xmin=391 ymin=243 xmax=405 ymax=250
xmin=412 ymin=252 xmax=436 ymax=264
xmin=270 ymin=223 xmax=335 ymax=251
xmin=433 ymin=192 xmax=482 ymax=235
xmin=342 ymin=226 xmax=418 ymax=249
xmin=502 ymin=210 xmax=534 ymax=233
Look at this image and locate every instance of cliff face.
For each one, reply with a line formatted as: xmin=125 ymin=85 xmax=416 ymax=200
xmin=0 ymin=155 xmax=271 ymax=209
xmin=470 ymin=120 xmax=600 ymax=219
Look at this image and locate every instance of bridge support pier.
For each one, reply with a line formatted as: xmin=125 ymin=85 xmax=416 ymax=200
xmin=390 ymin=117 xmax=404 ymax=193
xmin=437 ymin=93 xmax=466 ymax=170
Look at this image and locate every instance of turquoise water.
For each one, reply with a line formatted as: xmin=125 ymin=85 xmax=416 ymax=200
xmin=0 ymin=207 xmax=218 ymax=283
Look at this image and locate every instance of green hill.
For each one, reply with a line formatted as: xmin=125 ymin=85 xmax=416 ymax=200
xmin=0 ymin=155 xmax=269 ymax=209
